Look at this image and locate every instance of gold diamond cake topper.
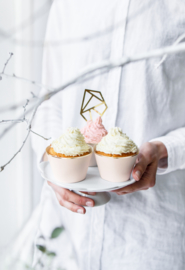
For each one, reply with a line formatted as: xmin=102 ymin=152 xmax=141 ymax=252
xmin=80 ymin=89 xmax=108 ymax=121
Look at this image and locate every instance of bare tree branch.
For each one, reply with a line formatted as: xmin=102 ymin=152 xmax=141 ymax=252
xmin=0 ymin=126 xmax=30 ymax=172
xmin=0 ymin=119 xmax=24 ymax=124
xmin=1 ymin=52 xmax=13 ymax=74
xmin=156 ymin=32 xmax=185 ymax=68
xmin=1 ymin=42 xmax=185 ymax=171
xmin=0 ymin=100 xmax=40 ymax=172
xmin=0 ymin=54 xmax=50 ymax=108
xmin=0 ymin=99 xmax=29 ymax=125
xmin=0 ymin=97 xmax=37 ymax=113
xmin=0 ymin=72 xmax=53 ymax=92
xmin=30 ymin=130 xmax=51 ymax=140
xmin=0 ymin=104 xmax=34 ymax=140
xmin=22 ymin=99 xmax=29 ymax=122
xmin=41 ymin=42 xmax=185 ymax=101
xmin=31 ymin=91 xmax=37 ymax=98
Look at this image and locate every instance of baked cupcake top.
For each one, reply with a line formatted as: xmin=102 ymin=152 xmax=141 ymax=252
xmin=51 ymin=127 xmax=90 ymax=156
xmin=96 ymin=127 xmax=138 ymax=155
xmin=81 ymin=116 xmax=108 ymax=144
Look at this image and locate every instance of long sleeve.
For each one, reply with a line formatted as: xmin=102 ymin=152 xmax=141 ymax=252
xmin=31 ymin=2 xmax=63 ymax=164
xmin=150 ymin=127 xmax=185 ymax=175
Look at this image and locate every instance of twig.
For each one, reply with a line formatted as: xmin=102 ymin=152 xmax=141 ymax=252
xmin=156 ymin=32 xmax=185 ymax=68
xmin=0 ymin=99 xmax=29 ymax=125
xmin=22 ymin=99 xmax=29 ymax=122
xmin=0 ymin=72 xmax=53 ymax=92
xmin=0 ymin=56 xmax=45 ymax=115
xmin=0 ymin=128 xmax=30 ymax=172
xmin=0 ymin=119 xmax=24 ymax=124
xmin=0 ymin=104 xmax=35 ymax=140
xmin=1 ymin=52 xmax=13 ymax=74
xmin=0 ymin=100 xmax=42 ymax=172
xmin=31 ymin=91 xmax=37 ymax=98
xmin=0 ymin=52 xmax=53 ymax=95
xmin=30 ymin=130 xmax=51 ymax=140
xmin=0 ymin=98 xmax=37 ymax=113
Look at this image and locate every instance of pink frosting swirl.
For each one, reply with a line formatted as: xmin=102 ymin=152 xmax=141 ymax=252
xmin=81 ymin=116 xmax=108 ymax=144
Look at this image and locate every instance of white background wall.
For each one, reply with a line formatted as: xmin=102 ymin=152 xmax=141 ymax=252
xmin=0 ymin=0 xmax=52 ymax=248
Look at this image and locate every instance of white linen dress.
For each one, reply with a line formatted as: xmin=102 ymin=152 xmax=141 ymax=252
xmin=32 ymin=0 xmax=185 ymax=269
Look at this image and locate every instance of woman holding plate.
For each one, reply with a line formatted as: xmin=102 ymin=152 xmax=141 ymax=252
xmin=32 ymin=0 xmax=185 ymax=269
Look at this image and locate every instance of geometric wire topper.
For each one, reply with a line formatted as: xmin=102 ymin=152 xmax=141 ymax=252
xmin=80 ymin=89 xmax=108 ymax=121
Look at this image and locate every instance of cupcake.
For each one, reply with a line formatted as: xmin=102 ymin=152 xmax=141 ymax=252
xmin=46 ymin=128 xmax=92 ymax=183
xmin=96 ymin=127 xmax=138 ymax=157
xmin=81 ymin=116 xmax=108 ymax=166
xmin=49 ymin=127 xmax=91 ymax=158
xmin=95 ymin=127 xmax=138 ymax=183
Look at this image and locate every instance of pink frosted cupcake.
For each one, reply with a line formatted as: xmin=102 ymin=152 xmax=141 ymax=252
xmin=81 ymin=116 xmax=108 ymax=166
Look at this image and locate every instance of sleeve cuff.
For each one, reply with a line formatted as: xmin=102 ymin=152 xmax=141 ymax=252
xmin=150 ymin=135 xmax=184 ymax=175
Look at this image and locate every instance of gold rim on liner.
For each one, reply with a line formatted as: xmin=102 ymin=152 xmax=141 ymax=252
xmin=94 ymin=146 xmax=139 ymax=159
xmin=46 ymin=146 xmax=93 ymax=160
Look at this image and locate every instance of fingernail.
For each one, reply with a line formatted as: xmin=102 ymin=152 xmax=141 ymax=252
xmin=86 ymin=201 xmax=93 ymax=207
xmin=77 ymin=209 xmax=84 ymax=214
xmin=135 ymin=171 xmax=141 ymax=180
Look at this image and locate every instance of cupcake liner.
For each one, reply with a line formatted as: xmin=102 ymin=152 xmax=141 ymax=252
xmin=95 ymin=147 xmax=138 ymax=182
xmin=46 ymin=146 xmax=93 ymax=183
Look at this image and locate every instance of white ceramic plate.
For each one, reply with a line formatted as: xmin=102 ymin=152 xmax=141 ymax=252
xmin=39 ymin=161 xmax=135 ymax=192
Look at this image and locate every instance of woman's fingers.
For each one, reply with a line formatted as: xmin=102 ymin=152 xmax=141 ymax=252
xmin=132 ymin=154 xmax=148 ymax=181
xmin=141 ymin=161 xmax=157 ymax=188
xmin=63 ymin=201 xmax=86 ymax=214
xmin=111 ymin=142 xmax=162 ymax=196
xmin=55 ymin=192 xmax=86 ymax=214
xmin=48 ymin=181 xmax=95 ymax=210
xmin=67 ymin=191 xmax=95 ymax=207
xmin=113 ymin=160 xmax=157 ymax=194
xmin=113 ymin=178 xmax=147 ymax=194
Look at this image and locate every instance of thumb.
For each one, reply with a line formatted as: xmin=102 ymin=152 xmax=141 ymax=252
xmin=132 ymin=155 xmax=148 ymax=181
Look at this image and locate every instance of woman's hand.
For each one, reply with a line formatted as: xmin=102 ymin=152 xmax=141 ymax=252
xmin=48 ymin=182 xmax=95 ymax=214
xmin=44 ymin=152 xmax=95 ymax=214
xmin=112 ymin=141 xmax=167 ymax=195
